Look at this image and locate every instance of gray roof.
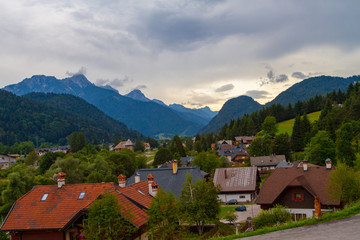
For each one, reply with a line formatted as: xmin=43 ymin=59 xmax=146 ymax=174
xmin=250 ymin=155 xmax=286 ymax=167
xmin=276 ymin=161 xmax=293 ymax=168
xmin=126 ymin=167 xmax=208 ymax=198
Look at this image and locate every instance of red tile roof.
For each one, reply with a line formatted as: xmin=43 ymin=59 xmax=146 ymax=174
xmin=257 ymin=166 xmax=340 ymax=206
xmin=1 ymin=181 xmax=152 ymax=231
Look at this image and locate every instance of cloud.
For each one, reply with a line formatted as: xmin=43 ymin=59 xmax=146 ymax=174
xmin=95 ymin=76 xmax=132 ymax=88
xmin=135 ymin=85 xmax=147 ymax=90
xmin=215 ymin=84 xmax=234 ymax=92
xmin=292 ymin=72 xmax=307 ymax=79
xmin=260 ymin=66 xmax=289 ymax=86
xmin=245 ymin=90 xmax=271 ymax=99
xmin=275 ymin=74 xmax=288 ymax=83
xmin=66 ymin=66 xmax=87 ymax=76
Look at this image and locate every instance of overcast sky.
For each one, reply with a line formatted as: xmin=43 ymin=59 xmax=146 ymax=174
xmin=1 ymin=0 xmax=359 ymax=110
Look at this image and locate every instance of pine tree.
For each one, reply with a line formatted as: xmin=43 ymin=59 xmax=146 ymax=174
xmin=291 ymin=115 xmax=304 ymax=152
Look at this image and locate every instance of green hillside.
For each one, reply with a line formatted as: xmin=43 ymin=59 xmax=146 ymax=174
xmin=277 ymin=111 xmax=321 ymax=135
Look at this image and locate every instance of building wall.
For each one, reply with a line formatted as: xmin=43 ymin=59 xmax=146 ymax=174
xmin=218 ymin=192 xmax=254 ymax=203
xmin=10 ymin=231 xmax=64 ymax=240
xmin=275 ymin=186 xmax=314 ymax=209
xmin=287 ymin=208 xmax=334 ymax=220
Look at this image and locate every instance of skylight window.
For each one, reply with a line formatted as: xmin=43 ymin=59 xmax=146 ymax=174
xmin=78 ymin=191 xmax=86 ymax=200
xmin=41 ymin=193 xmax=49 ymax=201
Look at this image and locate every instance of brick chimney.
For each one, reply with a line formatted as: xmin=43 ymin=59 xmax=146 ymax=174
xmin=150 ymin=181 xmax=159 ymax=197
xmin=57 ymin=172 xmax=66 ymax=189
xmin=325 ymin=158 xmax=332 ymax=170
xmin=172 ymin=160 xmax=178 ymax=174
xmin=302 ymin=160 xmax=308 ymax=172
xmin=135 ymin=172 xmax=140 ymax=183
xmin=147 ymin=174 xmax=154 ymax=195
xmin=117 ymin=174 xmax=126 ymax=188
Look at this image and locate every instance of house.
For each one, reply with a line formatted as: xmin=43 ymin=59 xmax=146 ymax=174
xmin=144 ymin=143 xmax=150 ymax=151
xmin=0 ymin=154 xmax=16 ymax=169
xmin=257 ymin=159 xmax=341 ymax=220
xmin=234 ymin=136 xmax=256 ymax=148
xmin=0 ymin=172 xmax=157 ymax=240
xmin=114 ymin=139 xmax=135 ymax=152
xmin=250 ymin=155 xmax=286 ymax=174
xmin=214 ymin=167 xmax=259 ymax=203
xmin=217 ymin=140 xmax=233 ymax=150
xmin=230 ymin=151 xmax=250 ymax=167
xmin=126 ymin=161 xmax=208 ymax=198
xmin=37 ymin=145 xmax=71 ymax=156
xmin=180 ymin=156 xmax=195 ymax=166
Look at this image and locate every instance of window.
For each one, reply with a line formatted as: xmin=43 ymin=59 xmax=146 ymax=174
xmin=240 ymin=196 xmax=245 ymax=198
xmin=78 ymin=191 xmax=86 ymax=200
xmin=293 ymin=193 xmax=304 ymax=201
xmin=41 ymin=193 xmax=49 ymax=201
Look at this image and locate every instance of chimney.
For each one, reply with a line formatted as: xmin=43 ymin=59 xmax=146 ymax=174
xmin=172 ymin=160 xmax=178 ymax=174
xmin=325 ymin=158 xmax=332 ymax=170
xmin=150 ymin=181 xmax=159 ymax=197
xmin=302 ymin=160 xmax=308 ymax=172
xmin=57 ymin=172 xmax=66 ymax=189
xmin=147 ymin=174 xmax=154 ymax=195
xmin=135 ymin=172 xmax=140 ymax=183
xmin=117 ymin=174 xmax=126 ymax=188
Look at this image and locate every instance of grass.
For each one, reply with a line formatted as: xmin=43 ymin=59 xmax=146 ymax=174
xmin=277 ymin=111 xmax=321 ymax=135
xmin=219 ymin=206 xmax=236 ymax=219
xmin=209 ymin=200 xmax=360 ymax=240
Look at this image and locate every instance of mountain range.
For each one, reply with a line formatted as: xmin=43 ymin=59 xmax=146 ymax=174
xmin=0 ymin=90 xmax=142 ymax=145
xmin=199 ymin=75 xmax=360 ymax=133
xmin=3 ymin=75 xmax=217 ymax=138
xmin=3 ymin=74 xmax=359 ymax=138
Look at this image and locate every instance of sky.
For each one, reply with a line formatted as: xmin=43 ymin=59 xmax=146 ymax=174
xmin=1 ymin=0 xmax=359 ymax=111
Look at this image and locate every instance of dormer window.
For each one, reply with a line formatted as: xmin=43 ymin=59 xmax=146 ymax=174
xmin=41 ymin=193 xmax=49 ymax=201
xmin=78 ymin=191 xmax=86 ymax=200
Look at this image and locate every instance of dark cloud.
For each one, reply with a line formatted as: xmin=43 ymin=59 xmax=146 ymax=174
xmin=245 ymin=90 xmax=271 ymax=99
xmin=275 ymin=74 xmax=288 ymax=83
xmin=260 ymin=66 xmax=289 ymax=86
xmin=292 ymin=72 xmax=307 ymax=79
xmin=66 ymin=66 xmax=87 ymax=76
xmin=215 ymin=84 xmax=234 ymax=92
xmin=267 ymin=70 xmax=274 ymax=80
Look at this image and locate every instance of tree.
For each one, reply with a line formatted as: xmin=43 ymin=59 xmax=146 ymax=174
xmin=192 ymin=152 xmax=222 ymax=175
xmin=24 ymin=151 xmax=39 ymax=165
xmin=302 ymin=113 xmax=312 ymax=144
xmin=180 ymin=174 xmax=220 ymax=235
xmin=305 ymin=131 xmax=335 ymax=166
xmin=46 ymin=157 xmax=86 ymax=184
xmin=153 ymin=148 xmax=172 ymax=167
xmin=291 ymin=115 xmax=304 ymax=152
xmin=262 ymin=116 xmax=278 ymax=137
xmin=39 ymin=151 xmax=65 ymax=174
xmin=336 ymin=122 xmax=356 ymax=167
xmin=248 ymin=134 xmax=272 ymax=157
xmin=69 ymin=131 xmax=87 ymax=153
xmin=327 ymin=165 xmax=360 ymax=203
xmin=148 ymin=189 xmax=181 ymax=239
xmin=113 ymin=136 xmax=120 ymax=146
xmin=272 ymin=133 xmax=291 ymax=160
xmin=169 ymin=135 xmax=186 ymax=157
xmin=82 ymin=192 xmax=137 ymax=240
xmin=134 ymin=138 xmax=145 ymax=152
xmin=145 ymin=137 xmax=159 ymax=148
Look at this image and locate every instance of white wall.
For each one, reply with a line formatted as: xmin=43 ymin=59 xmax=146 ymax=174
xmin=286 ymin=208 xmax=334 ymax=220
xmin=218 ymin=193 xmax=253 ymax=203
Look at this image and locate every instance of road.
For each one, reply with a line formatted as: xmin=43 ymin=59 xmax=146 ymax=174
xmin=239 ymin=214 xmax=360 ymax=240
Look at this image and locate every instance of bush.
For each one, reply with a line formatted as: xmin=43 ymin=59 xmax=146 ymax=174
xmin=253 ymin=205 xmax=291 ymax=229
